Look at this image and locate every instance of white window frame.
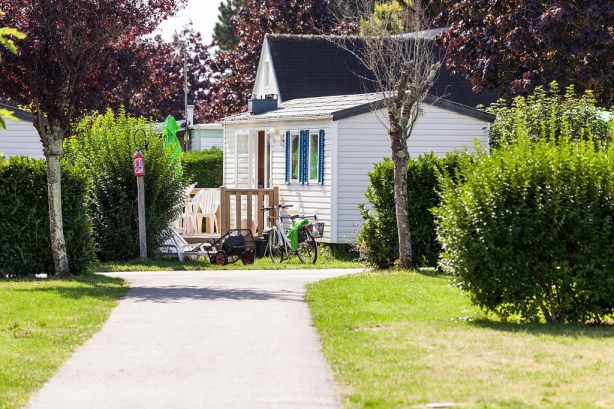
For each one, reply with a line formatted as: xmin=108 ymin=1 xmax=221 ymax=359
xmin=264 ymin=60 xmax=270 ymax=89
xmin=235 ymin=132 xmax=250 ymax=188
xmin=308 ymin=131 xmax=320 ymax=183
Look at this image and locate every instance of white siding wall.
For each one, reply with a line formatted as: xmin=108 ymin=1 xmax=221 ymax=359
xmin=336 ymin=111 xmax=390 ymax=243
xmin=335 ymin=104 xmax=490 ymax=243
xmin=0 ymin=119 xmax=44 ymax=159
xmin=190 ymin=125 xmax=223 ymax=151
xmin=199 ymin=136 xmax=223 ymax=150
xmin=223 ymin=119 xmax=334 ymax=242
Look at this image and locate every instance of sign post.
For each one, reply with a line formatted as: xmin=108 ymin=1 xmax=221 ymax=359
xmin=133 ymin=147 xmax=147 ymax=262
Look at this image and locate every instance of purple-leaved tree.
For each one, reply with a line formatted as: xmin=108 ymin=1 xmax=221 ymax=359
xmin=0 ymin=0 xmax=188 ymax=277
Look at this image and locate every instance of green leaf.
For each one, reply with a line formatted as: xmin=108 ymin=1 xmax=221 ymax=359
xmin=0 ymin=27 xmax=25 ymax=56
xmin=0 ymin=108 xmax=19 ymax=130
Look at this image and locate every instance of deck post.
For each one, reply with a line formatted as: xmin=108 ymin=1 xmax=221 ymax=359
xmin=220 ymin=186 xmax=228 ymax=236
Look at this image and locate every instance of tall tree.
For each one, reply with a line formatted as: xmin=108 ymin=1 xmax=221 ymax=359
xmin=334 ymin=0 xmax=442 ymax=268
xmin=197 ymin=0 xmax=355 ymax=123
xmin=0 ymin=0 xmax=187 ymax=277
xmin=435 ymin=0 xmax=614 ymax=106
xmin=213 ymin=0 xmax=247 ymax=52
xmin=335 ymin=0 xmax=444 ymax=28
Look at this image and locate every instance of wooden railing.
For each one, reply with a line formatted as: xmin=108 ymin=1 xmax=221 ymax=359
xmin=219 ymin=186 xmax=279 ymax=238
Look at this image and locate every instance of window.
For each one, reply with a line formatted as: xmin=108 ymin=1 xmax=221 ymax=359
xmin=264 ymin=61 xmax=270 ymax=88
xmin=290 ymin=132 xmax=300 ymax=180
xmin=309 ymin=132 xmax=319 ymax=181
xmin=285 ymin=129 xmax=325 ymax=185
xmin=236 ymin=133 xmax=249 ymax=188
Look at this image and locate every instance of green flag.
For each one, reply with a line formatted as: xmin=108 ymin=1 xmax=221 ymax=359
xmin=162 ymin=115 xmax=182 ymax=160
xmin=162 ymin=115 xmax=183 ymax=177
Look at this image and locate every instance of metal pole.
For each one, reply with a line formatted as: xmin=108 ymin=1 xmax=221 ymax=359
xmin=137 ymin=175 xmax=147 ymax=262
xmin=183 ymin=43 xmax=189 ymax=151
xmin=183 ymin=44 xmax=188 ymax=123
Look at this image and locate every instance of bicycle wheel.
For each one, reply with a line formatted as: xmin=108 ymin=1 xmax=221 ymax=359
xmin=267 ymin=228 xmax=285 ymax=263
xmin=296 ymin=228 xmax=318 ymax=264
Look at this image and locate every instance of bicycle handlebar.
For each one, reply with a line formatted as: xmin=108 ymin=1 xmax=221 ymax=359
xmin=260 ymin=205 xmax=317 ymax=222
xmin=261 ymin=204 xmax=293 ymax=211
xmin=279 ymin=214 xmax=317 ymax=221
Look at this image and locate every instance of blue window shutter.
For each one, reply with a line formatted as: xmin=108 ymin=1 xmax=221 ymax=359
xmin=301 ymin=131 xmax=309 ymax=185
xmin=285 ymin=131 xmax=291 ymax=184
xmin=298 ymin=130 xmax=304 ymax=184
xmin=298 ymin=130 xmax=307 ymax=184
xmin=318 ymin=130 xmax=325 ymax=185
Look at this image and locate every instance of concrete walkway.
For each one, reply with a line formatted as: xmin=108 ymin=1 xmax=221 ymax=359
xmin=27 ymin=269 xmax=363 ymax=409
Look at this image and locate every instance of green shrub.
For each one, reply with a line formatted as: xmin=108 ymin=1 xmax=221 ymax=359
xmin=434 ymin=137 xmax=614 ymax=323
xmin=357 ymin=153 xmax=464 ymax=269
xmin=487 ymin=82 xmax=613 ymax=149
xmin=357 ymin=159 xmax=397 ymax=269
xmin=0 ymin=156 xmax=95 ymax=276
xmin=181 ymin=147 xmax=223 ymax=188
xmin=65 ymin=109 xmax=185 ymax=261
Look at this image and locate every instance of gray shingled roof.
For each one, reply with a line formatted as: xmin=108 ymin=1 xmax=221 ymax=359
xmin=0 ymin=103 xmax=36 ymax=123
xmin=266 ymin=34 xmax=500 ymax=108
xmin=222 ymin=93 xmax=495 ymax=123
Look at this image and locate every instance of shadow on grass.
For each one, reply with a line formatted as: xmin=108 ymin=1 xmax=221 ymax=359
xmin=415 ymin=267 xmax=447 ymax=278
xmin=468 ymin=318 xmax=614 ymax=339
xmin=91 ymin=257 xmax=365 ymax=272
xmin=89 ymin=259 xmax=207 ymax=272
xmin=3 ymin=271 xmax=124 ymax=286
xmin=7 ymin=272 xmax=127 ymax=300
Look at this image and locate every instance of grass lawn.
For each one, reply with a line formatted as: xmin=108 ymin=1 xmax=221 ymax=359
xmin=92 ymin=245 xmax=364 ymax=272
xmin=0 ymin=273 xmax=128 ymax=409
xmin=306 ymin=270 xmax=614 ymax=408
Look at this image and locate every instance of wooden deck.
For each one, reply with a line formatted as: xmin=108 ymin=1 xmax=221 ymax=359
xmin=177 ymin=186 xmax=279 ymax=240
xmin=219 ymin=186 xmax=279 ymax=238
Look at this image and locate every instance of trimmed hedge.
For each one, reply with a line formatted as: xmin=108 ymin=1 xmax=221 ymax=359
xmin=357 ymin=153 xmax=464 ymax=269
xmin=0 ymin=156 xmax=95 ymax=277
xmin=181 ymin=147 xmax=223 ymax=188
xmin=434 ymin=138 xmax=614 ymax=323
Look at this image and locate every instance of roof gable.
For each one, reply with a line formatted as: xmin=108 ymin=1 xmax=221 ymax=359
xmin=263 ymin=34 xmax=500 ymax=108
xmin=266 ymin=35 xmax=377 ymax=102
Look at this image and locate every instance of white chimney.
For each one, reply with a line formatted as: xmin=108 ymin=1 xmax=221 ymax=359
xmin=187 ymin=105 xmax=194 ymax=127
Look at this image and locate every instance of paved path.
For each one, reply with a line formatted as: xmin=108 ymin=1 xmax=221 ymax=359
xmin=27 ymin=269 xmax=363 ymax=409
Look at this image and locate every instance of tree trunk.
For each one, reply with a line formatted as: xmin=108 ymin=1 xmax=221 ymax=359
xmin=390 ymin=128 xmax=413 ymax=269
xmin=45 ymin=132 xmax=70 ymax=278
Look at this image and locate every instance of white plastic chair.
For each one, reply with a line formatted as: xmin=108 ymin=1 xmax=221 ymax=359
xmin=195 ymin=189 xmax=220 ymax=235
xmin=172 ymin=183 xmax=197 ymax=235
xmin=158 ymin=229 xmax=195 ymax=261
xmin=183 ymin=188 xmax=206 ymax=236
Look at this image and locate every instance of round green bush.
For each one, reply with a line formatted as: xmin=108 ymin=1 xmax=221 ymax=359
xmin=65 ymin=109 xmax=186 ymax=261
xmin=434 ymin=137 xmax=614 ymax=323
xmin=358 ymin=153 xmax=464 ymax=269
xmin=487 ymin=82 xmax=613 ymax=149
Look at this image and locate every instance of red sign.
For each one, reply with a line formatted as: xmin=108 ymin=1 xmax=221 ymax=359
xmin=133 ymin=149 xmax=145 ymax=177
